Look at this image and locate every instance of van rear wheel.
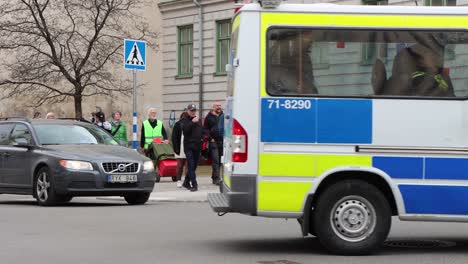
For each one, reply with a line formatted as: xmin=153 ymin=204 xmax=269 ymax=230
xmin=313 ymin=180 xmax=391 ymax=255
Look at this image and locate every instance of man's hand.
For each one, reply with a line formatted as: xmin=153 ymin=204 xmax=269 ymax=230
xmin=192 ymin=116 xmax=199 ymax=123
xmin=163 ymin=139 xmax=169 ymax=144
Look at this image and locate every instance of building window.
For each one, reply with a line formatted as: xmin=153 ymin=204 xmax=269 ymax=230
xmin=425 ymin=0 xmax=456 ymax=5
xmin=361 ymin=0 xmax=388 ymax=64
xmin=216 ymin=20 xmax=231 ymax=74
xmin=178 ymin=25 xmax=193 ymax=77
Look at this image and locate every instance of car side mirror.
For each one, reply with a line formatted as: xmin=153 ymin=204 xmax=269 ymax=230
xmin=13 ymin=138 xmax=32 ymax=148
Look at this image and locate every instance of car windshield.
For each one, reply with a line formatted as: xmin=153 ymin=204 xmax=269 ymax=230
xmin=33 ymin=124 xmax=119 ymax=145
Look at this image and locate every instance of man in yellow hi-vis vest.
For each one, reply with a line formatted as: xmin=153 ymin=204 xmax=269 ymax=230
xmin=140 ymin=107 xmax=168 ymax=153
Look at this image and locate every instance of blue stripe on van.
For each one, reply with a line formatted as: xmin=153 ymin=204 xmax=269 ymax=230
xmin=399 ymin=184 xmax=468 ymax=215
xmin=316 ymin=99 xmax=372 ymax=144
xmin=425 ymin=158 xmax=468 ymax=180
xmin=261 ymin=98 xmax=317 ymax=143
xmin=373 ymin=157 xmax=423 ymax=179
xmin=260 ymin=98 xmax=372 ymax=144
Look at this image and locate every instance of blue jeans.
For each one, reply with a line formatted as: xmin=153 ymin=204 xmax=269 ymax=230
xmin=185 ymin=149 xmax=200 ymax=187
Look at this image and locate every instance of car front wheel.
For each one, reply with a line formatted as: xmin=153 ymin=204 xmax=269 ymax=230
xmin=124 ymin=193 xmax=151 ymax=205
xmin=34 ymin=167 xmax=59 ymax=206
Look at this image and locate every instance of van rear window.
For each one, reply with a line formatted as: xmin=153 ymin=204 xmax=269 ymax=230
xmin=266 ymin=28 xmax=468 ymax=98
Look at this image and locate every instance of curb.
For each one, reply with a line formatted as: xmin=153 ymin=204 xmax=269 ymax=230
xmin=96 ymin=194 xmax=209 ymax=203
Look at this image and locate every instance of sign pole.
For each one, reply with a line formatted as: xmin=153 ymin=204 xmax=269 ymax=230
xmin=132 ymin=69 xmax=138 ymax=151
xmin=124 ymin=39 xmax=146 ymax=152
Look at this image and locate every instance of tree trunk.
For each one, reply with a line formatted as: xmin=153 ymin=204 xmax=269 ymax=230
xmin=74 ymin=94 xmax=83 ymax=120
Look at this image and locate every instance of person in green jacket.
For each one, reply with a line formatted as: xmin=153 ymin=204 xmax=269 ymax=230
xmin=111 ymin=111 xmax=128 ymax=146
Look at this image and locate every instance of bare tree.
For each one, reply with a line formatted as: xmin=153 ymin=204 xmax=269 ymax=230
xmin=0 ymin=0 xmax=157 ymax=119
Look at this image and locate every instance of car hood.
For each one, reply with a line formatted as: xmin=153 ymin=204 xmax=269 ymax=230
xmin=43 ymin=144 xmax=150 ymax=162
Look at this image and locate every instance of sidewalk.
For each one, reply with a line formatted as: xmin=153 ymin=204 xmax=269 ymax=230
xmin=98 ymin=165 xmax=220 ymax=203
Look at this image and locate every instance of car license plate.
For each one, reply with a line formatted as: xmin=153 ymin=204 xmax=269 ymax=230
xmin=107 ymin=175 xmax=137 ymax=183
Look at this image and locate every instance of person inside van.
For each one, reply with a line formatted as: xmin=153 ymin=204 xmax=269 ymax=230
xmin=268 ymin=31 xmax=318 ymax=95
xmin=407 ymin=44 xmax=454 ymax=97
xmin=375 ymin=43 xmax=454 ymax=97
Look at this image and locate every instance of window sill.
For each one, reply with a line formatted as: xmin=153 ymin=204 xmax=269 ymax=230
xmin=213 ymin=72 xmax=228 ymax=77
xmin=175 ymin=75 xmax=193 ymax=79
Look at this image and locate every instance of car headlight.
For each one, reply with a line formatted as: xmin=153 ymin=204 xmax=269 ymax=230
xmin=60 ymin=160 xmax=94 ymax=171
xmin=143 ymin=161 xmax=155 ymax=172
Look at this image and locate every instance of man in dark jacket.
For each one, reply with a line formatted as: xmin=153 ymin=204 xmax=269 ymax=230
xmin=181 ymin=104 xmax=203 ymax=192
xmin=203 ymin=102 xmax=223 ymax=185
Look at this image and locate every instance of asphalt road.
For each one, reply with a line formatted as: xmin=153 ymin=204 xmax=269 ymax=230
xmin=1 ymin=196 xmax=468 ymax=264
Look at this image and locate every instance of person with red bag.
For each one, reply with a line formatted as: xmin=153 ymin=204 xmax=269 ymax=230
xmin=140 ymin=107 xmax=168 ymax=155
xmin=171 ymin=110 xmax=189 ymax=188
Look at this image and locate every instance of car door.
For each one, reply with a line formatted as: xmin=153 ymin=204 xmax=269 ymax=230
xmin=2 ymin=123 xmax=34 ymax=187
xmin=0 ymin=123 xmax=15 ymax=186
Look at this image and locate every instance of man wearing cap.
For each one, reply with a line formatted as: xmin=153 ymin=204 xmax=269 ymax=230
xmin=94 ymin=111 xmax=112 ymax=133
xmin=140 ymin=107 xmax=168 ymax=153
xmin=181 ymin=104 xmax=203 ymax=192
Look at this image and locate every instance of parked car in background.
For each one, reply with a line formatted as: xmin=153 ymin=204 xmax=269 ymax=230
xmin=0 ymin=118 xmax=156 ymax=206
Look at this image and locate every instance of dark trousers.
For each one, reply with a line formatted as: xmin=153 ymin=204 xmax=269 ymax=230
xmin=209 ymin=141 xmax=222 ymax=180
xmin=185 ymin=149 xmax=200 ymax=187
xmin=176 ymin=158 xmax=187 ymax=181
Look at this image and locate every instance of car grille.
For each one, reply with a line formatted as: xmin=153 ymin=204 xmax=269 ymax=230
xmin=102 ymin=162 xmax=139 ymax=173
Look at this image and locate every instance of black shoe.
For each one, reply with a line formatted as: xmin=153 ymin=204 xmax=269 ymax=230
xmin=182 ymin=181 xmax=191 ymax=190
xmin=212 ymin=178 xmax=220 ymax=185
xmin=190 ymin=186 xmax=198 ymax=192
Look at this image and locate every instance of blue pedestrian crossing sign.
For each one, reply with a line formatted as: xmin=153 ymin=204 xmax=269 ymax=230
xmin=124 ymin=39 xmax=146 ymax=71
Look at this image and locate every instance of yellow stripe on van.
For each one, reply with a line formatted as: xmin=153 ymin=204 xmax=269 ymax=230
xmin=258 ymin=181 xmax=312 ymax=212
xmin=261 ymin=13 xmax=468 ymax=28
xmin=232 ymin=14 xmax=241 ymax=32
xmin=259 ymin=153 xmax=315 ymax=177
xmin=223 ymin=173 xmax=231 ymax=188
xmin=333 ymin=15 xmax=406 ymax=27
xmin=407 ymin=16 xmax=468 ymax=28
xmin=316 ymin=155 xmax=372 ymax=176
xmin=262 ymin=13 xmax=332 ymax=26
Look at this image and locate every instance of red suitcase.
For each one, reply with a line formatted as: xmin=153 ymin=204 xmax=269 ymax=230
xmin=157 ymin=159 xmax=177 ymax=177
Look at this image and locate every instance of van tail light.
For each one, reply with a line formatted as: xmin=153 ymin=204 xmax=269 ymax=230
xmin=232 ymin=118 xmax=248 ymax=163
